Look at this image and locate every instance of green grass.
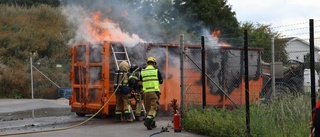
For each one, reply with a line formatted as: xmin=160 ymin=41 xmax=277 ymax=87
xmin=0 ymin=5 xmax=73 ymax=98
xmin=183 ymin=94 xmax=311 ymax=137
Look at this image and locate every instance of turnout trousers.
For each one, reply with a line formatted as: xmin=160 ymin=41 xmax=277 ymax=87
xmin=144 ymin=92 xmax=159 ymax=120
xmin=115 ymin=93 xmax=132 ymax=121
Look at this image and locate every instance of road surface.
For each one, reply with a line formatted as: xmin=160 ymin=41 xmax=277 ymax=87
xmin=0 ymin=99 xmax=207 ymax=137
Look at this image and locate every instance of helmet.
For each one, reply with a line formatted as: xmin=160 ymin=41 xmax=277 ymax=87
xmin=147 ymin=57 xmax=157 ymax=65
xmin=130 ymin=64 xmax=138 ymax=72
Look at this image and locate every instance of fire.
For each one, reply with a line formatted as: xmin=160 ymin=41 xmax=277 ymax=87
xmin=211 ymin=29 xmax=229 ymax=47
xmin=85 ymin=10 xmax=142 ymax=44
xmin=211 ymin=29 xmax=221 ymax=42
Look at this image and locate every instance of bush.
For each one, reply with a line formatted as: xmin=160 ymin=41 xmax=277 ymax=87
xmin=0 ymin=67 xmax=29 ymax=98
xmin=0 ymin=5 xmax=73 ymax=98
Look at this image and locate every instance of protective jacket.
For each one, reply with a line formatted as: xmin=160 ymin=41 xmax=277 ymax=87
xmin=141 ymin=65 xmax=160 ymax=92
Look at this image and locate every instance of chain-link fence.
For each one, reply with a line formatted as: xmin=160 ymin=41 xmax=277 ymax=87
xmin=0 ymin=56 xmax=71 ymax=99
xmin=180 ymin=36 xmax=320 ymax=111
xmin=24 ymin=36 xmax=320 ymax=112
xmin=182 ymin=38 xmax=261 ymax=110
xmin=30 ymin=57 xmax=71 ymax=99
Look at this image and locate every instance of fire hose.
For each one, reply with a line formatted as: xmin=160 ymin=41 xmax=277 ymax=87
xmin=148 ymin=127 xmax=169 ymax=137
xmin=0 ymin=74 xmax=127 ymax=136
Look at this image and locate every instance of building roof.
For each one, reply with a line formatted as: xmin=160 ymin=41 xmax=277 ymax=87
xmin=286 ymin=37 xmax=320 ymax=51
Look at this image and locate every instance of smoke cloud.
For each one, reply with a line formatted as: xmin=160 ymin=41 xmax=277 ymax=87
xmin=60 ymin=0 xmax=182 ymax=69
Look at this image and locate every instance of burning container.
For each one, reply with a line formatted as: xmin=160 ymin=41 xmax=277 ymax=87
xmin=69 ymin=41 xmax=264 ymax=116
xmin=183 ymin=46 xmax=263 ymax=108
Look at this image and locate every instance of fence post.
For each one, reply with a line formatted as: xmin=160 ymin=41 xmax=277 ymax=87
xmin=30 ymin=54 xmax=34 ymax=99
xmin=310 ymin=19 xmax=316 ymax=109
xmin=201 ymin=36 xmax=206 ymax=108
xmin=271 ymin=37 xmax=275 ymax=99
xmin=180 ymin=34 xmax=184 ymax=116
xmin=244 ymin=30 xmax=251 ymax=136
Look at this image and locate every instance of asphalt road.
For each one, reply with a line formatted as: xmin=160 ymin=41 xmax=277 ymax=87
xmin=0 ymin=99 xmax=207 ymax=137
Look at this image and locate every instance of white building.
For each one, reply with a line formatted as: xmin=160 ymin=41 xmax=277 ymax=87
xmin=285 ymin=37 xmax=320 ymax=63
xmin=286 ymin=37 xmax=320 ymax=92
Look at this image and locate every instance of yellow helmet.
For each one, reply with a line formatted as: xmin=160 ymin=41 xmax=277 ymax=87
xmin=147 ymin=56 xmax=157 ymax=65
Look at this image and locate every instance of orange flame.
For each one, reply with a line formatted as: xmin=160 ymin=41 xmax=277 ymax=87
xmin=211 ymin=29 xmax=221 ymax=42
xmin=211 ymin=29 xmax=229 ymax=47
xmin=85 ymin=11 xmax=142 ymax=44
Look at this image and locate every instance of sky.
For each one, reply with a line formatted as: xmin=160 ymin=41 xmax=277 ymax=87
xmin=227 ymin=0 xmax=320 ymax=40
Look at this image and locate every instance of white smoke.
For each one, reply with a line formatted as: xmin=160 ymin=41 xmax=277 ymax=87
xmin=201 ymin=29 xmax=230 ymax=49
xmin=61 ymin=5 xmax=144 ymax=47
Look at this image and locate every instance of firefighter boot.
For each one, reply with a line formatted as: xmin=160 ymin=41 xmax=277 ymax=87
xmin=124 ymin=113 xmax=133 ymax=122
xmin=144 ymin=118 xmax=153 ymax=130
xmin=135 ymin=116 xmax=140 ymax=121
xmin=151 ymin=120 xmax=157 ymax=128
xmin=115 ymin=114 xmax=122 ymax=121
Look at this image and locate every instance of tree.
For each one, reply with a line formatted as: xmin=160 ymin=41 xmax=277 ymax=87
xmin=172 ymin=0 xmax=240 ymax=44
xmin=113 ymin=0 xmax=241 ymax=44
xmin=239 ymin=22 xmax=288 ymax=62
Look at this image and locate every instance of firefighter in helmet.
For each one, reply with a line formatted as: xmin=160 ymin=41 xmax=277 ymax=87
xmin=114 ymin=61 xmax=133 ymax=122
xmin=140 ymin=57 xmax=163 ymax=130
xmin=128 ymin=64 xmax=143 ymax=121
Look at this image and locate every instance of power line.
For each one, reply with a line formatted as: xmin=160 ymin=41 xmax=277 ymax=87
xmin=276 ymin=25 xmax=320 ymax=33
xmin=279 ymin=31 xmax=320 ymax=38
xmin=277 ymin=27 xmax=309 ymax=32
xmin=271 ymin=20 xmax=320 ymax=29
xmin=271 ymin=21 xmax=309 ymax=29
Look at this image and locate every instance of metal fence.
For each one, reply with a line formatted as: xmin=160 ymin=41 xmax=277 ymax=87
xmin=27 ymin=36 xmax=320 ymax=111
xmin=181 ymin=37 xmax=260 ymax=110
xmin=30 ymin=57 xmax=71 ymax=99
xmin=180 ymin=36 xmax=320 ymax=111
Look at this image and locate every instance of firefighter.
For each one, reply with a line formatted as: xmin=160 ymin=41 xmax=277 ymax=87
xmin=311 ymin=96 xmax=320 ymax=137
xmin=141 ymin=57 xmax=163 ymax=130
xmin=128 ymin=64 xmax=143 ymax=121
xmin=115 ymin=61 xmax=133 ymax=122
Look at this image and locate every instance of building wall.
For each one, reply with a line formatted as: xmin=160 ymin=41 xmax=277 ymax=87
xmin=286 ymin=39 xmax=320 ymax=63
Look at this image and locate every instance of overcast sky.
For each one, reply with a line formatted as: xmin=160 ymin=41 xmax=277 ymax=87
xmin=228 ymin=0 xmax=320 ymax=39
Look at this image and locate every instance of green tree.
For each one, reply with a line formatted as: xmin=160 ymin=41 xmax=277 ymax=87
xmin=111 ymin=0 xmax=240 ymax=44
xmin=172 ymin=0 xmax=240 ymax=44
xmin=239 ymin=22 xmax=288 ymax=62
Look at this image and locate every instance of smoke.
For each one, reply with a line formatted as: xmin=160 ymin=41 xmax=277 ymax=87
xmin=61 ymin=4 xmax=144 ymax=47
xmin=60 ymin=0 xmax=173 ymax=47
xmin=60 ymin=0 xmax=182 ymax=69
xmin=126 ymin=44 xmax=145 ymax=67
xmin=127 ymin=43 xmax=181 ymax=71
xmin=200 ymin=28 xmax=231 ymax=49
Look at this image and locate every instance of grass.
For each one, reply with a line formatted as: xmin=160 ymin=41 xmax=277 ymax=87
xmin=0 ymin=5 xmax=73 ymax=98
xmin=183 ymin=94 xmax=311 ymax=137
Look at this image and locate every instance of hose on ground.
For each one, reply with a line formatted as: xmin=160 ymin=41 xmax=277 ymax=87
xmin=0 ymin=74 xmax=126 ymax=136
xmin=148 ymin=127 xmax=169 ymax=137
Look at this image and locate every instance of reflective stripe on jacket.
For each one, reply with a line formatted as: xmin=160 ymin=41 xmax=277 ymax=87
xmin=141 ymin=65 xmax=159 ymax=92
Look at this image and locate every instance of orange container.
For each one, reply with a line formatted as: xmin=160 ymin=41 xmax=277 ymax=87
xmin=69 ymin=42 xmax=263 ymax=116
